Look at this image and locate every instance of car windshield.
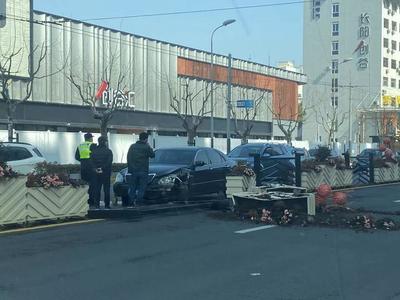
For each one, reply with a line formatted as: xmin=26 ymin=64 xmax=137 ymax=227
xmin=229 ymin=145 xmax=264 ymax=158
xmin=151 ymin=149 xmax=196 ymax=165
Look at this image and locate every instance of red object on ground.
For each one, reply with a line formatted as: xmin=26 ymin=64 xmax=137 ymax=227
xmin=332 ymin=192 xmax=347 ymax=206
xmin=383 ymin=137 xmax=391 ymax=146
xmin=316 ymin=195 xmax=327 ymax=206
xmin=384 ymin=148 xmax=394 ymax=160
xmin=316 ymin=184 xmax=332 ymax=198
xmin=95 ymin=80 xmax=109 ymax=100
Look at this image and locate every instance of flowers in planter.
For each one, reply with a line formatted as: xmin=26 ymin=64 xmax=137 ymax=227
xmin=279 ymin=209 xmax=293 ymax=225
xmin=26 ymin=162 xmax=86 ymax=188
xmin=0 ymin=162 xmax=18 ymax=179
xmin=260 ymin=209 xmax=273 ymax=224
xmin=228 ymin=165 xmax=256 ymax=177
xmin=40 ymin=175 xmax=64 ymax=189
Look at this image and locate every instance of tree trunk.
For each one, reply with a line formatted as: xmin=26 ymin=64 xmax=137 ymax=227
xmin=7 ymin=102 xmax=13 ymax=142
xmin=187 ymin=128 xmax=196 ymax=146
xmin=100 ymin=119 xmax=108 ymax=137
xmin=285 ymin=133 xmax=292 ymax=145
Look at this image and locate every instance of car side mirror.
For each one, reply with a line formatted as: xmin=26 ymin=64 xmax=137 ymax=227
xmin=194 ymin=161 xmax=206 ymax=167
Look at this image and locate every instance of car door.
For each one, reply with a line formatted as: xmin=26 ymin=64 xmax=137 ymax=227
xmin=5 ymin=146 xmax=36 ymax=174
xmin=206 ymin=149 xmax=228 ymax=193
xmin=190 ymin=150 xmax=212 ymax=195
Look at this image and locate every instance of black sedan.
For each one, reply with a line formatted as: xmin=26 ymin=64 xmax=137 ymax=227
xmin=114 ymin=147 xmax=231 ymax=205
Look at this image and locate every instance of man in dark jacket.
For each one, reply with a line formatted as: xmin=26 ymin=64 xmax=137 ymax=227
xmin=91 ymin=136 xmax=113 ymax=209
xmin=75 ymin=132 xmax=97 ymax=206
xmin=127 ymin=132 xmax=155 ymax=206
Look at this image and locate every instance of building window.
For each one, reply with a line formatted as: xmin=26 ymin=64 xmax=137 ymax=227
xmin=398 ymin=80 xmax=400 ymax=89
xmin=332 ymin=78 xmax=338 ymax=92
xmin=332 ymin=59 xmax=339 ymax=74
xmin=332 ymin=22 xmax=339 ymax=36
xmin=332 ymin=3 xmax=339 ymax=17
xmin=331 ymin=96 xmax=338 ymax=107
xmin=391 ymin=78 xmax=396 ymax=88
xmin=383 ymin=77 xmax=389 ymax=87
xmin=393 ymin=21 xmax=397 ymax=31
xmin=384 ymin=38 xmax=389 ymax=48
xmin=332 ymin=41 xmax=339 ymax=55
xmin=384 ymin=57 xmax=389 ymax=67
xmin=392 ymin=40 xmax=397 ymax=50
xmin=392 ymin=59 xmax=397 ymax=69
xmin=384 ymin=18 xmax=389 ymax=29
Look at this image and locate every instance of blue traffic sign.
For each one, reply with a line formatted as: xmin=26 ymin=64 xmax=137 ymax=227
xmin=236 ymin=99 xmax=254 ymax=108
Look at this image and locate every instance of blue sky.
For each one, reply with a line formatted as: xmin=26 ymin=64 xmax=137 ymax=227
xmin=33 ymin=0 xmax=303 ymax=67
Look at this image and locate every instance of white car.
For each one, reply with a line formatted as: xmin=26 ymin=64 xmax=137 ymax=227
xmin=0 ymin=142 xmax=46 ymax=174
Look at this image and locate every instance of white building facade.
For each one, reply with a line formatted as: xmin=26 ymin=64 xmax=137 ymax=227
xmin=303 ymin=0 xmax=400 ymax=149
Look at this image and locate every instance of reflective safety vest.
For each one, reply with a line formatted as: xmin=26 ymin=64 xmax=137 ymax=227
xmin=78 ymin=142 xmax=92 ymax=159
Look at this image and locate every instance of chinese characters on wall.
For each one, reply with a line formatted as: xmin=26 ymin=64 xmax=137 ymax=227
xmin=357 ymin=13 xmax=370 ymax=69
xmin=312 ymin=0 xmax=321 ymax=19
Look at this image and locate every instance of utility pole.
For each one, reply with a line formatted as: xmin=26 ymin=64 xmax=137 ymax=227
xmin=227 ymin=54 xmax=232 ymax=153
xmin=348 ymin=77 xmax=352 ymax=153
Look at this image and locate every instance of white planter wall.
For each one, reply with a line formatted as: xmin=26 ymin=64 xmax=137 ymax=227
xmin=0 ymin=177 xmax=88 ymax=226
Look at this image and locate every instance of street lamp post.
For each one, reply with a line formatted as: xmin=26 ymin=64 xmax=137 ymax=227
xmin=210 ymin=19 xmax=236 ymax=148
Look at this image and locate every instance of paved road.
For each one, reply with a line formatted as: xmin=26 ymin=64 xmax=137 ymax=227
xmin=345 ymin=183 xmax=400 ymax=213
xmin=1 ymin=208 xmax=400 ymax=300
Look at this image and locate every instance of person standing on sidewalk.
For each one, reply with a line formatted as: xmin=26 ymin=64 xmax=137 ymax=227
xmin=75 ymin=132 xmax=97 ymax=206
xmin=127 ymin=132 xmax=155 ymax=206
xmin=91 ymin=136 xmax=113 ymax=209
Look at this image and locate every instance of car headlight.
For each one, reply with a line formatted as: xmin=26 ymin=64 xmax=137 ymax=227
xmin=158 ymin=175 xmax=178 ymax=186
xmin=115 ymin=172 xmax=124 ymax=183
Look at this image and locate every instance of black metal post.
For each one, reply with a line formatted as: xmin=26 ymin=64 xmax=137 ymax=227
xmin=342 ymin=150 xmax=350 ymax=168
xmin=369 ymin=152 xmax=374 ymax=184
xmin=295 ymin=152 xmax=302 ymax=187
xmin=251 ymin=153 xmax=262 ymax=186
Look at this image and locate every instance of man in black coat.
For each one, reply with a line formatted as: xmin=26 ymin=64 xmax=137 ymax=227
xmin=91 ymin=136 xmax=113 ymax=209
xmin=127 ymin=132 xmax=155 ymax=206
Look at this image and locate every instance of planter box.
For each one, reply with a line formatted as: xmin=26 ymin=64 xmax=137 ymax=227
xmin=0 ymin=177 xmax=88 ymax=226
xmin=375 ymin=163 xmax=400 ymax=183
xmin=301 ymin=166 xmax=353 ymax=190
xmin=0 ymin=178 xmax=29 ymax=225
xmin=226 ymin=175 xmax=256 ymax=198
xmin=233 ymin=191 xmax=315 ymax=216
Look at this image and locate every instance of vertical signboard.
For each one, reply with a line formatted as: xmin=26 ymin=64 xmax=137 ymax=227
xmin=0 ymin=0 xmax=6 ymax=28
xmin=0 ymin=0 xmax=31 ymax=78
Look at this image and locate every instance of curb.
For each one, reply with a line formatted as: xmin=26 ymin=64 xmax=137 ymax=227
xmin=87 ymin=200 xmax=230 ymax=219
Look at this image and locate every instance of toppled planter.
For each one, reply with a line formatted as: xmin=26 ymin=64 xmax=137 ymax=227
xmin=0 ymin=176 xmax=88 ymax=226
xmin=232 ymin=185 xmax=315 ymax=216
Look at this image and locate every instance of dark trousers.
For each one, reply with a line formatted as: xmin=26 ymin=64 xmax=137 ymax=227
xmin=94 ymin=172 xmax=111 ymax=207
xmin=81 ymin=168 xmax=95 ymax=205
xmin=128 ymin=171 xmax=148 ymax=203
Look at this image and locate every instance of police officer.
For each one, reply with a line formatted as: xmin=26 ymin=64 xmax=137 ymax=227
xmin=75 ymin=133 xmax=97 ymax=207
xmin=91 ymin=136 xmax=113 ymax=209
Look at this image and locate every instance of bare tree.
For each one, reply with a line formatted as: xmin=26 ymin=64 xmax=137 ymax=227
xmin=67 ymin=53 xmax=132 ymax=137
xmin=0 ymin=44 xmax=48 ymax=141
xmin=315 ymin=105 xmax=347 ymax=147
xmin=168 ymin=78 xmax=213 ymax=146
xmin=230 ymin=88 xmax=269 ymax=145
xmin=268 ymin=87 xmax=305 ymax=145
